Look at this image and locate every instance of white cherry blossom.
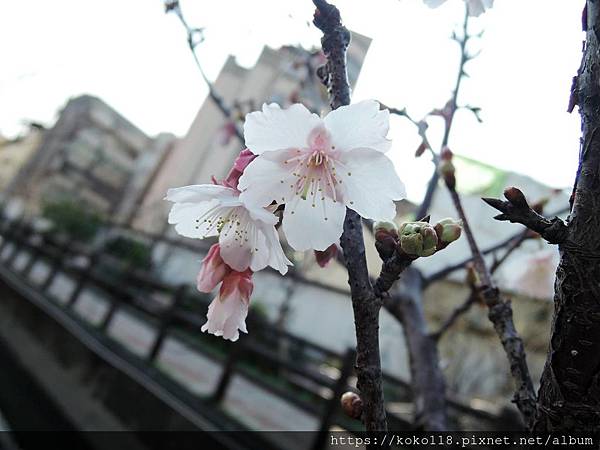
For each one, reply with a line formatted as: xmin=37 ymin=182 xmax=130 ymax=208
xmin=238 ymin=100 xmax=405 ymax=251
xmin=166 ymin=184 xmax=291 ymax=274
xmin=424 ymin=0 xmax=493 ymax=17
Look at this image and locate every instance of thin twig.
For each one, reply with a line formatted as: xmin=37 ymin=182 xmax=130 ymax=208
xmin=166 ymin=1 xmax=243 ymax=141
xmin=445 ymin=174 xmax=537 ymax=427
xmin=415 ymin=8 xmax=471 ymax=220
xmin=424 ymin=205 xmax=569 ymax=286
xmin=432 ymin=229 xmax=531 ymax=340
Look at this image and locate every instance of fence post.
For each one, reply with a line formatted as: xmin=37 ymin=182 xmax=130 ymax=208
xmin=4 ymin=218 xmax=26 ymax=268
xmin=0 ymin=215 xmax=13 ymax=254
xmin=66 ymin=249 xmax=102 ymax=308
xmin=311 ymin=348 xmax=356 ymax=450
xmin=211 ymin=340 xmax=244 ymax=404
xmin=21 ymin=233 xmax=44 ymax=279
xmin=147 ymin=284 xmax=188 ymax=363
xmin=41 ymin=236 xmax=71 ymax=292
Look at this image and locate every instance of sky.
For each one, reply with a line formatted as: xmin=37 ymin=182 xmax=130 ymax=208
xmin=0 ymin=0 xmax=584 ymax=202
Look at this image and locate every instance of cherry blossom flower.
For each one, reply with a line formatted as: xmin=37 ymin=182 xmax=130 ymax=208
xmin=202 ymin=269 xmax=253 ymax=341
xmin=166 ymin=184 xmax=291 ymax=274
xmin=424 ymin=0 xmax=493 ymax=17
xmin=238 ymin=100 xmax=405 ymax=251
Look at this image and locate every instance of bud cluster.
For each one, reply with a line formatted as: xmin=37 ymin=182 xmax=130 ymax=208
xmin=399 ymin=221 xmax=438 ymax=257
xmin=374 ymin=217 xmax=462 ymax=260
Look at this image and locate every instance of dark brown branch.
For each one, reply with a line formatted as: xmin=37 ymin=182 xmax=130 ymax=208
xmin=373 ymin=250 xmax=416 ymax=297
xmin=425 ymin=205 xmax=569 ymax=285
xmin=384 ymin=269 xmax=448 ymax=430
xmin=313 ymin=0 xmax=386 ymax=432
xmin=432 ymin=229 xmax=529 ymax=341
xmin=482 ymin=187 xmax=569 ymax=245
xmin=532 ymin=1 xmax=600 ymax=433
xmin=446 ymin=179 xmax=537 ymax=427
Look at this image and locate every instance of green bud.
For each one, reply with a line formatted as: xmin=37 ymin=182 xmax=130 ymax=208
xmin=434 ymin=218 xmax=462 ymax=244
xmin=399 ymin=221 xmax=437 ymax=257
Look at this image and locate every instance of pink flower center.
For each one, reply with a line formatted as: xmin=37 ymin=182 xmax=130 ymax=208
xmin=279 ymin=126 xmax=352 ymax=220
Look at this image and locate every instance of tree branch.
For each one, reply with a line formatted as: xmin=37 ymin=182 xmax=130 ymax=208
xmin=425 ymin=205 xmax=569 ymax=285
xmin=444 ymin=170 xmax=537 ymax=427
xmin=312 ymin=0 xmax=387 ymax=432
xmin=165 ymin=0 xmax=243 ymax=142
xmin=415 ymin=8 xmax=472 ymax=220
xmin=384 ymin=269 xmax=448 ymax=430
xmin=531 ymin=1 xmax=600 ymax=433
xmin=431 ymin=228 xmax=527 ymax=341
xmin=483 ymin=187 xmax=568 ymax=244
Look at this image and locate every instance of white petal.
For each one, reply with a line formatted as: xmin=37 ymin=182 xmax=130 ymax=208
xmin=239 ymin=149 xmax=299 ymax=207
xmin=202 ymin=295 xmax=248 ymax=342
xmin=424 ymin=0 xmax=447 ymax=8
xmin=337 ymin=148 xmax=405 ymax=221
xmin=168 ymin=200 xmax=229 ymax=239
xmin=245 ymin=203 xmax=279 ymax=226
xmin=467 ymin=0 xmax=485 ymax=16
xmin=219 ymin=208 xmax=266 ymax=272
xmin=165 ymin=184 xmax=239 ymax=205
xmin=324 ymin=100 xmax=391 ymax=153
xmin=260 ymin=223 xmax=293 ymax=275
xmin=244 ymin=103 xmax=322 ymax=155
xmin=282 ymin=195 xmax=346 ymax=251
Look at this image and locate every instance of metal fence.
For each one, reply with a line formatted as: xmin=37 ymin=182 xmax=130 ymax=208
xmin=0 ymin=215 xmax=518 ymax=447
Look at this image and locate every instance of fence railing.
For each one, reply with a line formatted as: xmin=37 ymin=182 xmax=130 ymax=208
xmin=0 ymin=215 xmax=519 ymax=444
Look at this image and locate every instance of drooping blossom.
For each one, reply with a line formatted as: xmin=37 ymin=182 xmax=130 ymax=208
xmin=197 ymin=243 xmax=231 ymax=292
xmin=166 ymin=183 xmax=291 ymax=275
xmin=201 ymin=269 xmax=254 ymax=341
xmin=238 ymin=100 xmax=406 ymax=251
xmin=424 ymin=0 xmax=493 ymax=17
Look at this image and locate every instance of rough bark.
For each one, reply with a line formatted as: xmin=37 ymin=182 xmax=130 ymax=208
xmin=384 ymin=269 xmax=448 ymax=431
xmin=485 ymin=3 xmax=600 ymax=432
xmin=312 ymin=0 xmax=387 ymax=432
xmin=533 ymin=1 xmax=600 ymax=432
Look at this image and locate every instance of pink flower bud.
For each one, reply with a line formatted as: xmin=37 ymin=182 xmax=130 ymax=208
xmin=438 ymin=149 xmax=456 ymax=190
xmin=315 ymin=243 xmax=338 ymax=268
xmin=222 ymin=149 xmax=257 ymax=190
xmin=415 ymin=140 xmax=429 ymax=158
xmin=197 ymin=244 xmax=231 ymax=293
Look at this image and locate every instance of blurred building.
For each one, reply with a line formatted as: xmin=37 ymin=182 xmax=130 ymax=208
xmin=133 ymin=32 xmax=371 ymax=233
xmin=0 ymin=123 xmax=45 ymax=194
xmin=3 ymin=95 xmax=175 ymax=224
